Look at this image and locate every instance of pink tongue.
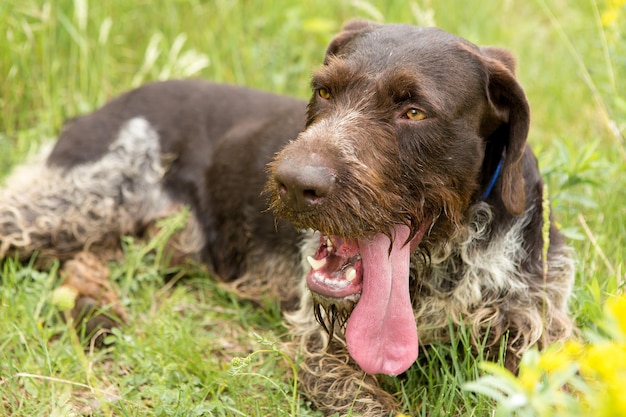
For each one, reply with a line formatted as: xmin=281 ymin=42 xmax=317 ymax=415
xmin=346 ymin=225 xmax=418 ymax=375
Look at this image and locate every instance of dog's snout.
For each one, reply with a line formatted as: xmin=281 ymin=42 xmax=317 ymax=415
xmin=274 ymin=160 xmax=335 ymax=211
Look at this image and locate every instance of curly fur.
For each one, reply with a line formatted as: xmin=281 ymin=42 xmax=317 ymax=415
xmin=416 ymin=203 xmax=574 ymax=355
xmin=0 ymin=117 xmax=203 ymax=264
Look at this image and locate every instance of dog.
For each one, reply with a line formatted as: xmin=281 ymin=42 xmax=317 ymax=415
xmin=1 ymin=20 xmax=574 ymax=416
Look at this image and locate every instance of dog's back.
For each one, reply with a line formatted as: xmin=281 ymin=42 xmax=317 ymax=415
xmin=1 ymin=80 xmax=307 ymax=304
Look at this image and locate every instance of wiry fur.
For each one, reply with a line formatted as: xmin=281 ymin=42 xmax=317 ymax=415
xmin=287 ymin=202 xmax=574 ymax=414
xmin=0 ymin=118 xmax=198 ymax=263
xmin=412 ymin=202 xmax=573 ymax=359
xmin=1 ymin=22 xmax=575 ymax=417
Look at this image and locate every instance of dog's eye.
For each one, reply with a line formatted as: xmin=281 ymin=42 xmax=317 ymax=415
xmin=318 ymin=88 xmax=331 ymax=99
xmin=405 ymin=108 xmax=426 ymax=121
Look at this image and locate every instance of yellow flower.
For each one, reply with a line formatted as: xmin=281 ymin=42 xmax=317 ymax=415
xmin=602 ymin=0 xmax=626 ymax=27
xmin=602 ymin=9 xmax=618 ymax=26
xmin=579 ymin=341 xmax=626 ymax=382
xmin=517 ymin=349 xmax=543 ymax=392
xmin=608 ymin=0 xmax=626 ymax=7
xmin=537 ymin=340 xmax=584 ymax=373
xmin=518 ymin=365 xmax=542 ymax=392
xmin=606 ymin=295 xmax=626 ymax=337
xmin=587 ymin=375 xmax=626 ymax=417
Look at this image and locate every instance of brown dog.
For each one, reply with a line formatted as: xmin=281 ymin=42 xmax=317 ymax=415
xmin=0 ymin=20 xmax=573 ymax=416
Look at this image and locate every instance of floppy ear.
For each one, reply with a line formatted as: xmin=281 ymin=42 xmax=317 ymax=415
xmin=324 ymin=19 xmax=380 ymax=63
xmin=479 ymin=46 xmax=530 ymax=216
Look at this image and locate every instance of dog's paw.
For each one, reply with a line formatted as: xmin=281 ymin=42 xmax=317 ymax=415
xmin=55 ymin=251 xmax=127 ymax=344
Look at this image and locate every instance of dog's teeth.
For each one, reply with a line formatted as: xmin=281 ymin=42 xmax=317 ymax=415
xmin=345 ymin=267 xmax=357 ymax=282
xmin=326 ymin=236 xmax=334 ymax=250
xmin=307 ymin=256 xmax=327 ymax=270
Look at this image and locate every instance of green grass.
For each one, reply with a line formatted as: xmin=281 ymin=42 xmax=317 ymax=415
xmin=1 ymin=0 xmax=624 ymax=415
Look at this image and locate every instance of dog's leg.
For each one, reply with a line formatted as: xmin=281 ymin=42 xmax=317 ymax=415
xmin=0 ymin=152 xmax=136 ymax=330
xmin=58 ymin=251 xmax=127 ymax=342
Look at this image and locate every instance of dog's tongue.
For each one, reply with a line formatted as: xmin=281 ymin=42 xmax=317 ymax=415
xmin=346 ymin=225 xmax=418 ymax=376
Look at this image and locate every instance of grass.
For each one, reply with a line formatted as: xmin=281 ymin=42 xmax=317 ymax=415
xmin=1 ymin=0 xmax=624 ymax=415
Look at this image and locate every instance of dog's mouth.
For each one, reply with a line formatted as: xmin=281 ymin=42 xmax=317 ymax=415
xmin=306 ymin=222 xmax=430 ymax=376
xmin=306 ymin=235 xmax=363 ymax=300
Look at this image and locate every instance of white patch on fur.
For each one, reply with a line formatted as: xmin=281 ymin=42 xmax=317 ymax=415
xmin=418 ymin=202 xmax=574 ymax=349
xmin=0 ymin=117 xmax=204 ymax=259
xmin=431 ymin=203 xmax=531 ymax=309
xmin=93 ymin=117 xmax=172 ymax=222
xmin=299 ymin=108 xmax=367 ymax=164
xmin=430 ymin=202 xmax=573 ymax=309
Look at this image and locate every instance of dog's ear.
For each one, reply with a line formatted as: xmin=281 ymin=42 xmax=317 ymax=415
xmin=481 ymin=46 xmax=517 ymax=74
xmin=324 ymin=20 xmax=380 ymax=63
xmin=480 ymin=46 xmax=530 ymax=216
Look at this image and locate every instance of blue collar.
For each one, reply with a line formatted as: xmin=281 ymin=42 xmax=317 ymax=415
xmin=482 ymin=157 xmax=504 ymax=200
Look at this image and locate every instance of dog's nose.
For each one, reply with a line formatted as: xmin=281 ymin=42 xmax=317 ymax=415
xmin=274 ymin=161 xmax=335 ymax=211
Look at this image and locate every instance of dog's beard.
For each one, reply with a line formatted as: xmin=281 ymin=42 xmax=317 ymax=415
xmin=312 ymin=295 xmax=355 ymax=336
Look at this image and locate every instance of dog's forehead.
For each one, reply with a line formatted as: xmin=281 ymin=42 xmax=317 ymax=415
xmin=344 ymin=24 xmax=481 ymax=76
xmin=316 ymin=24 xmax=487 ymax=109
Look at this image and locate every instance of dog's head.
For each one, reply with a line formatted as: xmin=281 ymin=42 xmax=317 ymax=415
xmin=266 ymin=21 xmax=531 ymax=375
